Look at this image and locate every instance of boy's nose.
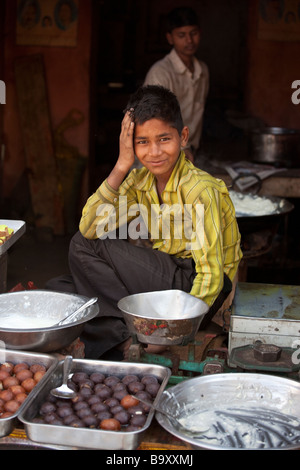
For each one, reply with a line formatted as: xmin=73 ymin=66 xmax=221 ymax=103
xmin=149 ymin=142 xmax=161 ymax=156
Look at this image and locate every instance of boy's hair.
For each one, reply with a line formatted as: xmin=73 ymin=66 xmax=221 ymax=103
xmin=125 ymin=85 xmax=184 ymax=135
xmin=166 ymin=7 xmax=199 ymax=33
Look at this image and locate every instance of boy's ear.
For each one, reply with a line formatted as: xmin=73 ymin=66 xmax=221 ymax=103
xmin=180 ymin=126 xmax=189 ymax=147
xmin=166 ymin=32 xmax=174 ymax=46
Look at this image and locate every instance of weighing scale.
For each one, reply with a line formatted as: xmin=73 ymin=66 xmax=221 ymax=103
xmin=126 ymin=282 xmax=300 ymax=384
xmin=228 ymin=282 xmax=300 ymax=373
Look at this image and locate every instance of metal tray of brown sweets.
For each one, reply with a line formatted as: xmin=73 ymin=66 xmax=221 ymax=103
xmin=0 ymin=350 xmax=58 ymax=438
xmin=19 ymin=358 xmax=171 ymax=450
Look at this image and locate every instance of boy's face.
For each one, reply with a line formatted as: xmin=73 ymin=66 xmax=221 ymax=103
xmin=166 ymin=25 xmax=200 ymax=59
xmin=134 ymin=118 xmax=189 ymax=185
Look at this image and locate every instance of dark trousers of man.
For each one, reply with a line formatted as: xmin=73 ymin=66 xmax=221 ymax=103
xmin=46 ymin=231 xmax=232 ymax=359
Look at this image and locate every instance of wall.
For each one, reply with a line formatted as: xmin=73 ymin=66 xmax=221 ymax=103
xmin=2 ymin=0 xmax=92 ymax=198
xmin=245 ymin=0 xmax=300 ymax=129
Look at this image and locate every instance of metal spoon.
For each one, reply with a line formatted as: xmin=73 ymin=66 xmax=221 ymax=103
xmin=133 ymin=395 xmax=178 ymax=420
xmin=50 ymin=356 xmax=76 ymax=399
xmin=134 ymin=395 xmax=209 ymax=436
xmin=56 ymin=297 xmax=98 ymax=326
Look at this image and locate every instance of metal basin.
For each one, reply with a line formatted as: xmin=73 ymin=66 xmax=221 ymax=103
xmin=230 ymin=191 xmax=294 ymax=234
xmin=0 ymin=290 xmax=99 ymax=352
xmin=156 ymin=373 xmax=300 ymax=450
xmin=118 ymin=289 xmax=209 ymax=346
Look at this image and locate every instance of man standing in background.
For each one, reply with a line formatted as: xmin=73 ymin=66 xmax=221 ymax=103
xmin=144 ymin=7 xmax=209 ymax=162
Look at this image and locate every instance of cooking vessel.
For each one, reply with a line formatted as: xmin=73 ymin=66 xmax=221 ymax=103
xmin=118 ymin=289 xmax=209 ymax=346
xmin=230 ymin=192 xmax=294 ymax=234
xmin=0 ymin=290 xmax=99 ymax=352
xmin=156 ymin=373 xmax=300 ymax=450
xmin=250 ymin=127 xmax=300 ymax=167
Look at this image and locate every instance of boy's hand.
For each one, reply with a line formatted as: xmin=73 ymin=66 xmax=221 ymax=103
xmin=107 ymin=110 xmax=135 ymax=190
xmin=118 ymin=109 xmax=135 ymax=172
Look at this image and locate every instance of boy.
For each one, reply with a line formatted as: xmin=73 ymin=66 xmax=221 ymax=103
xmin=144 ymin=7 xmax=209 ymax=160
xmin=63 ymin=85 xmax=242 ymax=359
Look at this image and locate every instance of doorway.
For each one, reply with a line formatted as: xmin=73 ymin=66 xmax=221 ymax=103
xmin=0 ymin=0 xmax=6 ymax=210
xmin=88 ymin=0 xmax=249 ymax=192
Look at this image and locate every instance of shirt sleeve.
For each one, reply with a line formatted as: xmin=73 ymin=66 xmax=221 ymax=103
xmin=79 ymin=176 xmax=139 ymax=239
xmin=189 ymin=187 xmax=242 ymax=306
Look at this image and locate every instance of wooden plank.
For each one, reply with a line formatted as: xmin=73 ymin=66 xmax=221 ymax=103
xmin=14 ymin=55 xmax=64 ymax=234
xmin=0 ymin=0 xmax=5 ymax=211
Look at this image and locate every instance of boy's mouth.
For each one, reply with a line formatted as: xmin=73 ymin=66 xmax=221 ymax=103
xmin=149 ymin=159 xmax=166 ymax=167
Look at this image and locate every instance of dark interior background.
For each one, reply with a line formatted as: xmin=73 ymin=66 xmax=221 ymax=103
xmin=1 ymin=0 xmax=300 ymax=289
xmin=89 ymin=0 xmax=249 ymax=191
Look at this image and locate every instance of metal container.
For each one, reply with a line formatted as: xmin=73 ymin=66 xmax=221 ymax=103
xmin=0 ymin=219 xmax=26 ymax=256
xmin=0 ymin=290 xmax=99 ymax=352
xmin=19 ymin=358 xmax=171 ymax=450
xmin=118 ymin=289 xmax=209 ymax=346
xmin=0 ymin=349 xmax=58 ymax=438
xmin=231 ymin=192 xmax=294 ymax=234
xmin=156 ymin=373 xmax=300 ymax=450
xmin=250 ymin=127 xmax=300 ymax=167
xmin=0 ymin=219 xmax=26 ymax=294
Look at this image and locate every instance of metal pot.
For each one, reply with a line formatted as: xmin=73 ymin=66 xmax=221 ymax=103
xmin=0 ymin=290 xmax=99 ymax=352
xmin=250 ymin=127 xmax=300 ymax=167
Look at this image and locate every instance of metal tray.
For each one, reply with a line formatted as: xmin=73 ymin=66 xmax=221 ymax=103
xmin=0 ymin=349 xmax=58 ymax=438
xmin=0 ymin=220 xmax=26 ymax=256
xmin=19 ymin=359 xmax=171 ymax=450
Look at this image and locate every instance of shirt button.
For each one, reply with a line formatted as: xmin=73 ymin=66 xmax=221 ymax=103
xmin=113 ymin=198 xmax=117 ymax=203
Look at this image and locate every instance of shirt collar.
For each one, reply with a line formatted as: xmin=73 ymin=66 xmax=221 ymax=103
xmin=134 ymin=151 xmax=186 ymax=193
xmin=169 ymin=48 xmax=202 ymax=78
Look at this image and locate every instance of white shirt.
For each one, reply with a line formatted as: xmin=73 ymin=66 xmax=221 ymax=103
xmin=144 ymin=48 xmax=209 ymax=151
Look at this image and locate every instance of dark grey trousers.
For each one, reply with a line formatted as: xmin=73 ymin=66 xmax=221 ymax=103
xmin=47 ymin=231 xmax=231 ymax=358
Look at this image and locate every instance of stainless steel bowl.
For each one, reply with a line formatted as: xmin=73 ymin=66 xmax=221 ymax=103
xmin=156 ymin=373 xmax=300 ymax=450
xmin=0 ymin=290 xmax=99 ymax=352
xmin=118 ymin=289 xmax=209 ymax=345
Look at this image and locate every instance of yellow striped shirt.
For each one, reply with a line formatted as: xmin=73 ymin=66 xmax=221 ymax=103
xmin=79 ymin=152 xmax=242 ymax=306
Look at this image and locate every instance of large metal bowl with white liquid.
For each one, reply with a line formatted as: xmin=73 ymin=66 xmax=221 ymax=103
xmin=0 ymin=290 xmax=99 ymax=352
